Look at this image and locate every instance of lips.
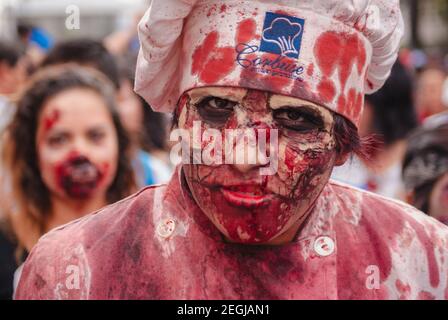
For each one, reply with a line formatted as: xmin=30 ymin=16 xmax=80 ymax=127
xmin=56 ymin=156 xmax=102 ymax=198
xmin=67 ymin=161 xmax=99 ymax=184
xmin=220 ymin=185 xmax=274 ymax=208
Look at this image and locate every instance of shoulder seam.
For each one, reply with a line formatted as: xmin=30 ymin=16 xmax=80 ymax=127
xmin=45 ymin=184 xmax=167 ymax=235
xmin=328 ymin=179 xmax=419 ymax=211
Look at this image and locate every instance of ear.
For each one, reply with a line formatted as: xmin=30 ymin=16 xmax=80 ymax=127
xmin=334 ymin=151 xmax=350 ymax=166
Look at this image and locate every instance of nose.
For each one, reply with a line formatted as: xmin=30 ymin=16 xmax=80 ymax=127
xmin=232 ymin=163 xmax=260 ymax=174
xmin=230 ymin=122 xmax=273 ymax=174
xmin=70 ymin=136 xmax=92 ymax=159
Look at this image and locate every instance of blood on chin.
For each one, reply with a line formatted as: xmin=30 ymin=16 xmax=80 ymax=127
xmin=189 ymin=180 xmax=296 ymax=244
xmin=62 ymin=181 xmax=99 ymax=199
xmin=55 ymin=157 xmax=105 ymax=199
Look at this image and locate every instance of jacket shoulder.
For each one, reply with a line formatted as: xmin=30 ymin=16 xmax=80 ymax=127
xmin=329 ymin=179 xmax=448 ymax=236
xmin=327 ymin=180 xmax=448 ymax=299
xmin=15 ymin=185 xmax=164 ymax=299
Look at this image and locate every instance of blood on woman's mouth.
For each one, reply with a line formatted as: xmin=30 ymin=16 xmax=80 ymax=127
xmin=56 ymin=155 xmax=103 ymax=198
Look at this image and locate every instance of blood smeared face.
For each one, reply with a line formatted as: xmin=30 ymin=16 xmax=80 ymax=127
xmin=429 ymin=173 xmax=448 ymax=225
xmin=178 ymin=87 xmax=340 ymax=244
xmin=36 ymin=88 xmax=119 ymax=201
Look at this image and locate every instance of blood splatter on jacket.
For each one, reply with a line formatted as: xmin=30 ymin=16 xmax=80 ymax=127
xmin=15 ymin=168 xmax=448 ymax=300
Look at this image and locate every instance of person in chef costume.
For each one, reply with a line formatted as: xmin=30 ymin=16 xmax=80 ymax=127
xmin=15 ymin=0 xmax=448 ymax=300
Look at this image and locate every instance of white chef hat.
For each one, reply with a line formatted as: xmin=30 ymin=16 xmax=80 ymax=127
xmin=135 ymin=0 xmax=404 ymax=126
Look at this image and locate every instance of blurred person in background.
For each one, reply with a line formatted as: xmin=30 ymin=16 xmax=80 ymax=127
xmin=104 ymin=11 xmax=143 ymax=57
xmin=0 ymin=41 xmax=28 ymax=300
xmin=16 ymin=22 xmax=53 ymax=68
xmin=117 ymin=57 xmax=172 ymax=186
xmin=332 ymin=61 xmax=418 ymax=199
xmin=403 ymin=112 xmax=448 ymax=225
xmin=41 ymin=38 xmax=172 ymax=186
xmin=41 ymin=38 xmax=121 ymax=90
xmin=0 ymin=42 xmax=27 ymax=132
xmin=0 ymin=65 xmax=136 ymax=299
xmin=416 ymin=67 xmax=447 ymax=122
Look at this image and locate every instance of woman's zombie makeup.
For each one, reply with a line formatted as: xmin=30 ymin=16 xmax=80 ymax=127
xmin=179 ymin=86 xmax=338 ymax=244
xmin=36 ymin=88 xmax=119 ymax=201
xmin=55 ymin=153 xmax=105 ymax=199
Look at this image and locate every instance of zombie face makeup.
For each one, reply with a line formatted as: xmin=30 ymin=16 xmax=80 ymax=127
xmin=135 ymin=3 xmax=404 ymax=245
xmin=36 ymin=88 xmax=119 ymax=201
xmin=55 ymin=154 xmax=104 ymax=199
xmin=179 ymin=86 xmax=339 ymax=244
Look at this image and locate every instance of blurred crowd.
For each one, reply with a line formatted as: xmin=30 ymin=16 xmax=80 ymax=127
xmin=0 ymin=18 xmax=448 ymax=300
xmin=0 ymin=20 xmax=174 ymax=299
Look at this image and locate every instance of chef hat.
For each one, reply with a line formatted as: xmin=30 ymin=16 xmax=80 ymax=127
xmin=135 ymin=0 xmax=403 ymax=126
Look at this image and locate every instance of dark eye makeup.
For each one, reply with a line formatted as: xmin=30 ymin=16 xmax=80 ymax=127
xmin=272 ymin=106 xmax=325 ymax=132
xmin=196 ymin=96 xmax=237 ymax=124
xmin=194 ymin=95 xmax=326 ymax=132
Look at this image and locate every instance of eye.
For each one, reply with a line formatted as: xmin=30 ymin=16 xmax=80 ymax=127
xmin=273 ymin=107 xmax=324 ymax=132
xmin=87 ymin=129 xmax=106 ymax=144
xmin=47 ymin=133 xmax=69 ymax=147
xmin=196 ymin=96 xmax=237 ymax=125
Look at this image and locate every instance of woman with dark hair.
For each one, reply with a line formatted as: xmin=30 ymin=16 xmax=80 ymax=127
xmin=0 ymin=65 xmax=136 ymax=297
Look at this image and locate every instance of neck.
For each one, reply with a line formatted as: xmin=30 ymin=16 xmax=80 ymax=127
xmin=45 ymin=194 xmax=107 ymax=233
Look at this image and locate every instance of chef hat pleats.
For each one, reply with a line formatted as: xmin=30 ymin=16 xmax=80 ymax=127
xmin=135 ymin=0 xmax=403 ymax=126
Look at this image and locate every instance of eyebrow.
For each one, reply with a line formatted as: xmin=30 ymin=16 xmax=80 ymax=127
xmin=87 ymin=125 xmax=107 ymax=131
xmin=188 ymin=88 xmax=247 ymax=104
xmin=45 ymin=124 xmax=108 ymax=136
xmin=273 ymin=105 xmax=323 ymax=117
xmin=44 ymin=129 xmax=70 ymax=140
xmin=269 ymin=95 xmax=323 ymax=110
xmin=272 ymin=94 xmax=335 ymax=118
xmin=43 ymin=124 xmax=64 ymax=133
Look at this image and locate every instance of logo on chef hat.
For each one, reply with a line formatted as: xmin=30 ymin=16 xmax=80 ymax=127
xmin=260 ymin=12 xmax=305 ymax=59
